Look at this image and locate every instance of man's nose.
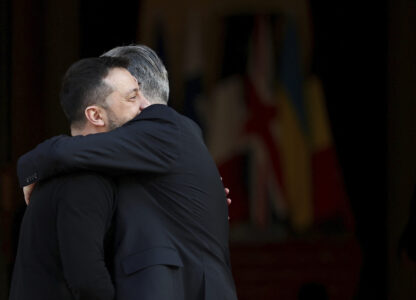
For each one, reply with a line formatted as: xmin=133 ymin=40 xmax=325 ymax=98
xmin=139 ymin=99 xmax=151 ymax=111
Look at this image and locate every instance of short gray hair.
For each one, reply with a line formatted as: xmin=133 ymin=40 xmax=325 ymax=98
xmin=102 ymin=45 xmax=169 ymax=104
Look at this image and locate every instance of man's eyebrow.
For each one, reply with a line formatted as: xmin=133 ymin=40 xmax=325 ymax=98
xmin=126 ymin=88 xmax=139 ymax=96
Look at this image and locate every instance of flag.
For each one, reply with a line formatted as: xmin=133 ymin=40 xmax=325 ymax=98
xmin=276 ymin=19 xmax=314 ymax=232
xmin=277 ymin=18 xmax=353 ymax=232
xmin=305 ymin=75 xmax=354 ymax=230
xmin=243 ymin=15 xmax=287 ymax=228
xmin=206 ymin=14 xmax=353 ymax=234
xmin=205 ymin=76 xmax=251 ymax=223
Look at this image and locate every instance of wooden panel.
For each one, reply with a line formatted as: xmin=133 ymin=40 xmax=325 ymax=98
xmin=0 ymin=0 xmax=11 ymax=165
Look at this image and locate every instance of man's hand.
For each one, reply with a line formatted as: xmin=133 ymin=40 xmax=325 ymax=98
xmin=23 ymin=183 xmax=36 ymax=205
xmin=225 ymin=188 xmax=231 ymax=206
xmin=222 ymin=176 xmax=232 ymax=221
xmin=221 ymin=176 xmax=232 ymax=206
xmin=225 ymin=187 xmax=232 ymax=221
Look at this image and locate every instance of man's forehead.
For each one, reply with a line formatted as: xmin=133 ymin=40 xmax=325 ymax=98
xmin=104 ymin=67 xmax=137 ymax=88
xmin=106 ymin=67 xmax=131 ymax=79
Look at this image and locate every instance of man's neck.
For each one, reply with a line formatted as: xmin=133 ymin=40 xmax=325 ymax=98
xmin=71 ymin=124 xmax=105 ymax=136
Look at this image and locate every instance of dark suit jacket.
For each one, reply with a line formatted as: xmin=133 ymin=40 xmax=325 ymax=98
xmin=17 ymin=104 xmax=238 ymax=300
xmin=9 ymin=172 xmax=116 ymax=300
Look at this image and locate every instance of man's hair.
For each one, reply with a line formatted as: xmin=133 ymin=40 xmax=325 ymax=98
xmin=102 ymin=45 xmax=169 ymax=104
xmin=60 ymin=56 xmax=129 ymax=127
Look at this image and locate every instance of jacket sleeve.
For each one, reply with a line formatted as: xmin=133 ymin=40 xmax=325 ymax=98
xmin=57 ymin=174 xmax=115 ymax=300
xmin=17 ymin=112 xmax=180 ymax=187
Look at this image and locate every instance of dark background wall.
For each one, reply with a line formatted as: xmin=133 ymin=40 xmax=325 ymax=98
xmin=0 ymin=0 xmax=414 ymax=299
xmin=310 ymin=2 xmax=388 ymax=299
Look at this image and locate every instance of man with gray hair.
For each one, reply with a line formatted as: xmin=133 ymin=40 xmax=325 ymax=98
xmin=18 ymin=45 xmax=238 ymax=300
xmin=104 ymin=45 xmax=169 ymax=105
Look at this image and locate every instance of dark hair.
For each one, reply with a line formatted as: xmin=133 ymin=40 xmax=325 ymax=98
xmin=102 ymin=45 xmax=169 ymax=104
xmin=60 ymin=56 xmax=128 ymax=127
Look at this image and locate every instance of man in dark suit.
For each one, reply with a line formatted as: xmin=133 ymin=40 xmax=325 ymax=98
xmin=18 ymin=45 xmax=237 ymax=300
xmin=9 ymin=56 xmax=142 ymax=299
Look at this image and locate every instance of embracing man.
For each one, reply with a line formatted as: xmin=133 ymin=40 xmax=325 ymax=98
xmin=9 ymin=56 xmax=134 ymax=300
xmin=14 ymin=45 xmax=237 ymax=300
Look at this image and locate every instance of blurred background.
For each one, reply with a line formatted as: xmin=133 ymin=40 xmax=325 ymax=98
xmin=1 ymin=0 xmax=416 ymax=299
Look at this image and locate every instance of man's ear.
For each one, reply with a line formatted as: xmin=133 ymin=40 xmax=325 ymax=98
xmin=85 ymin=105 xmax=105 ymax=127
